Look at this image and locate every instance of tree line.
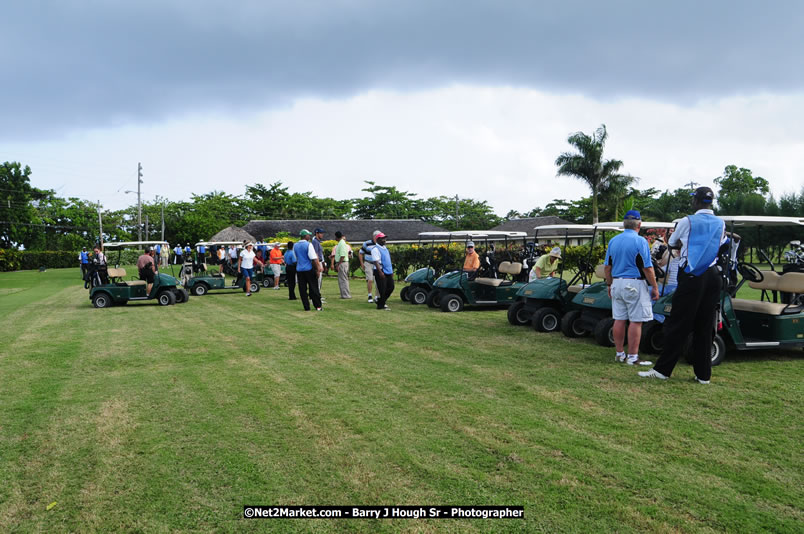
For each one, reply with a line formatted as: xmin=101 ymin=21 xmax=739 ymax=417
xmin=2 ymin=123 xmax=802 ymax=250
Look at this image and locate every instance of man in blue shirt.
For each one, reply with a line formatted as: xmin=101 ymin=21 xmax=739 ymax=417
xmin=640 ymin=187 xmax=725 ymax=384
xmin=359 ymin=231 xmax=381 ymax=303
xmin=78 ymin=247 xmax=90 ymax=279
xmin=283 ymin=240 xmax=297 ymax=300
xmin=603 ymin=210 xmax=659 ymax=366
xmin=293 ymin=230 xmax=323 ymax=311
xmin=174 ymin=245 xmax=183 ymax=264
xmin=371 ymin=232 xmax=394 ymax=310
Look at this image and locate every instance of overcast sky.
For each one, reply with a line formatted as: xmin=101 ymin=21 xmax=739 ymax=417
xmin=2 ymin=0 xmax=803 ymax=214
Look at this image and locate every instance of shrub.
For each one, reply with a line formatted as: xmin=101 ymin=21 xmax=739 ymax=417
xmin=0 ymin=249 xmax=23 ymax=272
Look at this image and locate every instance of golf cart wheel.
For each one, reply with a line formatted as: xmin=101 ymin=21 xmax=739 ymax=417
xmin=409 ymin=287 xmax=428 ymax=305
xmin=426 ymin=290 xmax=441 ymax=308
xmin=560 ymin=310 xmax=587 ymax=337
xmin=174 ymin=288 xmax=190 ymax=304
xmin=684 ymin=333 xmax=727 ymax=366
xmin=507 ymin=300 xmax=531 ymax=326
xmin=532 ymin=307 xmax=561 ymax=332
xmin=400 ymin=286 xmax=410 ymax=302
xmin=440 ymin=294 xmax=464 ymax=313
xmin=593 ymin=317 xmax=616 ymax=347
xmin=92 ymin=293 xmax=111 ymax=309
xmin=262 ymin=277 xmax=274 ymax=288
xmin=250 ymin=282 xmax=260 ymax=293
xmin=158 ymin=291 xmax=176 ymax=306
xmin=639 ymin=321 xmax=664 ymax=354
xmin=192 ymin=283 xmax=208 ymax=296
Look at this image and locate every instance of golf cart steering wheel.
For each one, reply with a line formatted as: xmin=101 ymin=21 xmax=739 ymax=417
xmin=738 ymin=263 xmax=763 ymax=283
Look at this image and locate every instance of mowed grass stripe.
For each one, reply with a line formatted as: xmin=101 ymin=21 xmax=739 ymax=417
xmin=0 ymin=268 xmax=802 ymax=532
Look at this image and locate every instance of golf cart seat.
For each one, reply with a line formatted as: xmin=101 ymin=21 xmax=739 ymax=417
xmin=595 ymin=265 xmax=607 ymax=280
xmin=567 ymin=285 xmax=584 ymax=294
xmin=107 ymin=268 xmax=146 ymax=286
xmin=748 ymin=271 xmax=781 ymax=291
xmin=733 ymin=272 xmax=804 ymax=315
xmin=475 ymin=261 xmax=522 ymax=287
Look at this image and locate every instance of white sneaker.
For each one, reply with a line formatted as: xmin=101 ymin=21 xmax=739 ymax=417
xmin=694 ymin=376 xmax=710 ymax=385
xmin=627 ymin=358 xmax=653 ymax=366
xmin=368 ymin=296 xmax=374 ymax=303
xmin=638 ymin=369 xmax=667 ymax=379
xmin=383 ymin=305 xmax=389 ymax=309
xmin=615 ymin=353 xmax=626 ymax=363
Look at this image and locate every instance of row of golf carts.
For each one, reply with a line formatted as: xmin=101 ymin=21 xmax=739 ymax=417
xmin=88 ymin=240 xmax=287 ymax=307
xmin=399 ymin=216 xmax=804 ymax=366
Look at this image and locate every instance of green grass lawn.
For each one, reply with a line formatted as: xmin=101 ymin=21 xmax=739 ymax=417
xmin=0 ymin=267 xmax=801 ymax=533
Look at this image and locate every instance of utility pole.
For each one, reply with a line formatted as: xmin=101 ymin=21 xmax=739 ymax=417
xmin=145 ymin=215 xmax=149 ymax=241
xmin=161 ymin=200 xmax=165 ymax=241
xmin=137 ymin=162 xmax=143 ymax=241
xmin=97 ymin=201 xmax=103 ymax=248
xmin=454 ymin=195 xmax=459 ymax=227
xmin=684 ymin=180 xmax=699 ymax=189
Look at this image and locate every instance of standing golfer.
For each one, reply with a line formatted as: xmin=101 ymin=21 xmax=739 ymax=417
xmin=174 ymin=244 xmax=183 ymax=264
xmin=238 ymin=242 xmax=262 ymax=297
xmin=284 ymin=240 xmax=297 ymax=300
xmin=312 ymin=228 xmax=326 ymax=293
xmin=334 ymin=231 xmax=352 ymax=299
xmin=79 ymin=247 xmax=90 ymax=279
xmin=372 ymin=232 xmax=394 ymax=310
xmin=137 ymin=247 xmax=157 ymax=296
xmin=293 ymin=230 xmax=323 ymax=311
xmin=269 ymin=244 xmax=284 ymax=290
xmin=359 ymin=230 xmax=381 ymax=303
xmin=603 ymin=210 xmax=659 ymax=366
xmin=640 ymin=187 xmax=725 ymax=384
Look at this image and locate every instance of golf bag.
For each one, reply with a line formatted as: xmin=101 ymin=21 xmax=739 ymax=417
xmin=84 ymin=261 xmax=108 ymax=289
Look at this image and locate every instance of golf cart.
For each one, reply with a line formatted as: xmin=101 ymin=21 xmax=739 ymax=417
xmin=254 ymin=243 xmax=288 ymax=288
xmin=430 ymin=231 xmax=532 ymax=312
xmin=559 ymin=221 xmax=676 ymax=346
xmin=88 ymin=241 xmax=188 ymax=308
xmin=399 ymin=232 xmax=455 ymax=305
xmin=640 ymin=215 xmax=804 ymax=365
xmin=182 ymin=241 xmax=261 ymax=296
xmin=508 ymin=224 xmax=622 ymax=331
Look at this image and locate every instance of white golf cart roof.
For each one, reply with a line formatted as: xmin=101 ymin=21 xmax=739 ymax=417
xmin=535 ymin=224 xmax=623 ymax=232
xmin=103 ymin=241 xmax=169 ymax=249
xmin=710 ymin=215 xmax=804 ymax=227
xmin=195 ymin=241 xmax=246 ymax=247
xmin=599 ymin=221 xmax=676 ymax=230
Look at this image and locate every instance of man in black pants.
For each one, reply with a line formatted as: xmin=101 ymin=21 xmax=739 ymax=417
xmin=284 ymin=240 xmax=297 ymax=300
xmin=293 ymin=230 xmax=323 ymax=311
xmin=639 ymin=187 xmax=725 ymax=384
xmin=371 ymin=232 xmax=394 ymax=310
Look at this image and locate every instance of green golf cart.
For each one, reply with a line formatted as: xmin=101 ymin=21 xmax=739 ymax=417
xmin=508 ymin=224 xmax=622 ymax=331
xmin=254 ymin=243 xmax=288 ymax=288
xmin=399 ymin=232 xmax=454 ymax=305
xmin=560 ymin=221 xmax=676 ymax=346
xmin=182 ymin=241 xmax=261 ymax=296
xmin=88 ymin=241 xmax=189 ymax=308
xmin=639 ymin=215 xmax=804 ymax=365
xmin=430 ymin=231 xmax=532 ymax=312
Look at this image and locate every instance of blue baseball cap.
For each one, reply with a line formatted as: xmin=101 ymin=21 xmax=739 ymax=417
xmin=624 ymin=210 xmax=641 ymax=220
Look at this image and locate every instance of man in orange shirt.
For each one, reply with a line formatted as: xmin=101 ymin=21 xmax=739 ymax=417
xmin=463 ymin=242 xmax=481 ymax=278
xmin=269 ymin=244 xmax=284 ymax=290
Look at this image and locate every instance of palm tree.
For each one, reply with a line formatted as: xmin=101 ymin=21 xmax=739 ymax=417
xmin=598 ymin=174 xmax=639 ymax=221
xmin=555 ymin=124 xmax=624 ymax=223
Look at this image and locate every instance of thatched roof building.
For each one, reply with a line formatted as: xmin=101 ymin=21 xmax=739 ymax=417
xmin=208 ymin=225 xmax=256 ymax=243
xmin=242 ymin=219 xmax=446 ymax=243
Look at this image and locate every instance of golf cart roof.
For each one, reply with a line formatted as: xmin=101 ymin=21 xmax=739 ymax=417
xmin=103 ymin=241 xmax=169 ymax=249
xmin=536 ymin=224 xmax=622 ymax=232
xmin=599 ymin=221 xmax=676 ymax=230
xmin=196 ymin=241 xmax=246 ymax=246
xmin=713 ymin=216 xmax=804 ymax=227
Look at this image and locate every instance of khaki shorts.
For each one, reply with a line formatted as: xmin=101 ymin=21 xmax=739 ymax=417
xmin=364 ymin=265 xmax=374 ymax=282
xmin=611 ymin=278 xmax=653 ymax=322
xmin=271 ymin=264 xmax=281 ymax=277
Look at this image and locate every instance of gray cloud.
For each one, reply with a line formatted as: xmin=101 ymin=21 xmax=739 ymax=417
xmin=3 ymin=0 xmax=803 ymax=140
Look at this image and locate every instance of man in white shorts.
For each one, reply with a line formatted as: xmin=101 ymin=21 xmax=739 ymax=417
xmin=359 ymin=230 xmax=381 ymax=303
xmin=603 ymin=210 xmax=660 ymax=366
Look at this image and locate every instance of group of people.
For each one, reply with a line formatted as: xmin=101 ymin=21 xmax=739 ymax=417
xmin=603 ymin=186 xmax=726 ymax=384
